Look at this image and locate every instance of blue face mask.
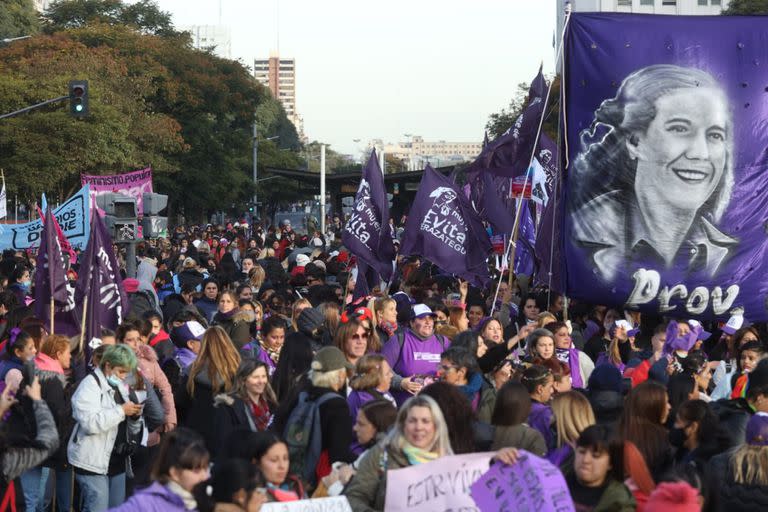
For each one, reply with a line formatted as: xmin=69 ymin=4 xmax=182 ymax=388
xmin=107 ymin=375 xmax=122 ymax=387
xmin=20 ymin=280 xmax=31 ymax=291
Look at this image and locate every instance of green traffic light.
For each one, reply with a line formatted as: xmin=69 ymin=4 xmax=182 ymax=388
xmin=75 ymin=104 xmax=83 ymax=112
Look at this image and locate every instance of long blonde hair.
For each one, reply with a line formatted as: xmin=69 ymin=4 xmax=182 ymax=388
xmin=732 ymin=445 xmax=768 ymax=486
xmin=388 ymin=395 xmax=453 ymax=456
xmin=291 ymin=298 xmax=312 ymax=331
xmin=187 ymin=326 xmax=241 ymax=395
xmin=248 ymin=265 xmax=266 ymax=290
xmin=552 ymin=391 xmax=596 ymax=448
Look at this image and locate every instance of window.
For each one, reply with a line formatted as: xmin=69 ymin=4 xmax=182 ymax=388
xmin=662 ymin=0 xmax=676 ymax=4
xmin=698 ymin=0 xmax=707 ymax=4
xmin=617 ymin=0 xmax=631 ymax=5
xmin=712 ymin=0 xmax=721 ymax=4
xmin=640 ymin=0 xmax=654 ymax=5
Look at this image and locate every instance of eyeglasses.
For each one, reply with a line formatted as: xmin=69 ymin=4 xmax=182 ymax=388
xmin=351 ymin=333 xmax=369 ymax=341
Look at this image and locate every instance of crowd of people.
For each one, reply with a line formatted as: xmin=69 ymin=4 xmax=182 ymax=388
xmin=1 ymin=219 xmax=768 ymax=511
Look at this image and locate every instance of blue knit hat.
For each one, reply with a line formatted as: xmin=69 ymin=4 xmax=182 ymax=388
xmin=588 ymin=364 xmax=623 ymax=393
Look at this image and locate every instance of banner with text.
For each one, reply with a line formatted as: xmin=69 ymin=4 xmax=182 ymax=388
xmin=0 ymin=185 xmax=91 ymax=251
xmin=563 ymin=13 xmax=768 ymax=320
xmin=385 ymin=451 xmax=494 ymax=512
xmin=82 ymin=167 xmax=153 ymax=214
xmin=470 ymin=451 xmax=574 ymax=512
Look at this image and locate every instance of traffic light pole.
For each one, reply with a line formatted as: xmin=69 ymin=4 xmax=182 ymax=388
xmin=123 ymin=241 xmax=137 ymax=278
xmin=0 ymin=95 xmax=68 ymax=120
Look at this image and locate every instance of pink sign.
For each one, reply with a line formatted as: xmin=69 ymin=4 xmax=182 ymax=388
xmin=81 ymin=167 xmax=153 ymax=214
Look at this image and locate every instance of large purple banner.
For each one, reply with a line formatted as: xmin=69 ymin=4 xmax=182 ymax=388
xmin=563 ymin=13 xmax=768 ymax=320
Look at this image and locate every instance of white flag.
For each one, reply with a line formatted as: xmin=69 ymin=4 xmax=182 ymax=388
xmin=0 ymin=179 xmax=6 ymax=219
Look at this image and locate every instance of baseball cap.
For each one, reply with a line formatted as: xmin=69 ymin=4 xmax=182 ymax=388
xmin=412 ymin=304 xmax=437 ymax=319
xmin=722 ymin=313 xmax=745 ymax=335
xmin=688 ymin=320 xmax=712 ymax=341
xmin=746 ymin=412 xmax=768 ymax=446
xmin=614 ymin=320 xmax=639 ymax=338
xmin=170 ymin=321 xmax=205 ymax=349
xmin=311 ymin=346 xmax=353 ymax=372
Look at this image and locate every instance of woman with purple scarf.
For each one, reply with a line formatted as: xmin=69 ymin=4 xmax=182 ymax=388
xmin=546 ymin=321 xmax=594 ymax=389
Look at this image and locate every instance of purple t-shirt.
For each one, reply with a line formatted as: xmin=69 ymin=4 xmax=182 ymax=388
xmin=381 ymin=329 xmax=450 ymax=404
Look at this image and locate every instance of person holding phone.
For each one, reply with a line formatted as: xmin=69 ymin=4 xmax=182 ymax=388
xmin=68 ymin=345 xmax=144 ymax=512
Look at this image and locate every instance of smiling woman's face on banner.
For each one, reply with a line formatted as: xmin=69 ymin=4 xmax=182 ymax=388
xmin=630 ymin=87 xmax=729 ymax=212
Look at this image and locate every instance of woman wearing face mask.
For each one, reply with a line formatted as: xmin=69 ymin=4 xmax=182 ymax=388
xmin=670 ymin=399 xmax=729 ymax=470
xmin=0 ymin=328 xmax=36 ymax=379
xmin=108 ymin=428 xmax=210 ymax=512
xmin=211 ymin=290 xmax=252 ymax=350
xmin=546 ymin=322 xmax=594 ymax=389
xmin=68 ymin=345 xmax=144 ymax=512
xmin=8 ymin=266 xmax=32 ymax=305
xmin=214 ymin=359 xmax=277 ymax=463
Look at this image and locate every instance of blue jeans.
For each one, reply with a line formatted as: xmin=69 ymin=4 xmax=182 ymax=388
xmin=19 ymin=466 xmax=50 ymax=512
xmin=75 ymin=473 xmax=108 ymax=512
xmin=54 ymin=467 xmax=74 ymax=512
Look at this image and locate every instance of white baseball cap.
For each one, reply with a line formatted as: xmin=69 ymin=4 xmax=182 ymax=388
xmin=412 ymin=304 xmax=437 ymax=319
xmin=722 ymin=314 xmax=745 ymax=335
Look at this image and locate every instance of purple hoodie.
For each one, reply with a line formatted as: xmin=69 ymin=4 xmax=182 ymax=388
xmin=528 ymin=400 xmax=554 ymax=449
xmin=108 ymin=482 xmax=188 ymax=512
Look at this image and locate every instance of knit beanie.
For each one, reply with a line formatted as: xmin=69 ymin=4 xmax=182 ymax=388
xmin=645 ymin=481 xmax=701 ymax=512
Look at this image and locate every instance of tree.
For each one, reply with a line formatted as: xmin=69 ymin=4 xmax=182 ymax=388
xmin=0 ymin=0 xmax=40 ymax=38
xmin=485 ymin=76 xmax=560 ymax=142
xmin=44 ymin=0 xmax=177 ymax=36
xmin=723 ymin=0 xmax=768 ymax=14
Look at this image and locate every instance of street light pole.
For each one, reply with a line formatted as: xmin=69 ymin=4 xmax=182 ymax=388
xmin=252 ymin=122 xmax=258 ymax=220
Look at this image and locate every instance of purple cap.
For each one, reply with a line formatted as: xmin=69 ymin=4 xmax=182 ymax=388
xmin=170 ymin=321 xmax=205 ymax=347
xmin=746 ymin=413 xmax=768 ymax=446
xmin=688 ymin=320 xmax=711 ymax=341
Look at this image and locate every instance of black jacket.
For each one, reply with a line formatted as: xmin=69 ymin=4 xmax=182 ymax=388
xmin=175 ymin=367 xmax=219 ymax=455
xmin=588 ymin=390 xmax=623 ymax=427
xmin=710 ymin=398 xmax=752 ymax=450
xmin=711 ymin=449 xmax=768 ymax=512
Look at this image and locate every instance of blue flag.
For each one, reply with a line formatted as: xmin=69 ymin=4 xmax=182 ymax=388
xmin=34 ymin=207 xmax=80 ymax=336
xmin=342 ymin=150 xmax=395 ymax=281
xmin=75 ymin=212 xmax=129 ymax=358
xmin=400 ymin=165 xmax=492 ymax=287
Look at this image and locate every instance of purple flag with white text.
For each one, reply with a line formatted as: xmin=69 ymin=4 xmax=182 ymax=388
xmin=75 ymin=212 xmax=129 ymax=358
xmin=343 ymin=150 xmax=395 ymax=281
xmin=34 ymin=208 xmax=80 ymax=336
xmin=400 ymin=165 xmax=492 ymax=287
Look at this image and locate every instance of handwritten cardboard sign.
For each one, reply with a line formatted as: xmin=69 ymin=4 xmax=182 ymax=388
xmin=385 ymin=451 xmax=495 ymax=511
xmin=260 ymin=496 xmax=352 ymax=512
xmin=470 ymin=450 xmax=574 ymax=512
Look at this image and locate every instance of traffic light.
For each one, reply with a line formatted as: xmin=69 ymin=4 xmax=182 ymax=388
xmin=96 ymin=193 xmax=138 ymax=242
xmin=141 ymin=192 xmax=168 ymax=238
xmin=68 ymin=80 xmax=89 ymax=118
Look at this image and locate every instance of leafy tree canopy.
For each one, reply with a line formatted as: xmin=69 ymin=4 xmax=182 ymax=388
xmin=485 ymin=76 xmax=560 ymax=142
xmin=43 ymin=0 xmax=176 ymax=36
xmin=0 ymin=0 xmax=40 ymax=39
xmin=723 ymin=0 xmax=768 ymax=14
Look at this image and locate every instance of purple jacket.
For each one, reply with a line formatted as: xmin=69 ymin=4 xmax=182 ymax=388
xmin=172 ymin=348 xmax=197 ymax=372
xmin=528 ymin=401 xmax=554 ymax=449
xmin=347 ymin=388 xmax=395 ymax=455
xmin=108 ymin=482 xmax=189 ymax=512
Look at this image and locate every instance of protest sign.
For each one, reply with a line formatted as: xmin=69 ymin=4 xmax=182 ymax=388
xmin=385 ymin=451 xmax=494 ymax=512
xmin=563 ymin=13 xmax=768 ymax=320
xmin=82 ymin=167 xmax=153 ymax=213
xmin=470 ymin=451 xmax=574 ymax=512
xmin=0 ymin=185 xmax=91 ymax=251
xmin=261 ymin=496 xmax=352 ymax=512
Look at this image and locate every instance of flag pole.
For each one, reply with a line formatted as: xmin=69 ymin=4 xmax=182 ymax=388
xmin=490 ymin=6 xmax=573 ymax=315
xmin=50 ymin=297 xmax=54 ymax=334
xmin=78 ymin=295 xmax=88 ymax=355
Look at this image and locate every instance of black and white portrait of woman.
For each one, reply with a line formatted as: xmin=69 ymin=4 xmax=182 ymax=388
xmin=568 ymin=64 xmax=737 ymax=282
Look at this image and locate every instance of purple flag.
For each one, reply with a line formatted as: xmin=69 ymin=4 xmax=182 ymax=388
xmin=479 ymin=171 xmax=516 ymax=235
xmin=514 ymin=200 xmax=536 ymax=276
xmin=34 ymin=208 xmax=80 ymax=336
xmin=469 ymin=65 xmax=547 ymax=178
xmin=400 ymin=165 xmax=492 ymax=287
xmin=342 ymin=150 xmax=395 ymax=281
xmin=534 ymin=153 xmax=564 ymax=292
xmin=75 ymin=212 xmax=129 ymax=358
xmin=563 ymin=13 xmax=768 ymax=320
xmin=352 ymin=260 xmax=379 ymax=302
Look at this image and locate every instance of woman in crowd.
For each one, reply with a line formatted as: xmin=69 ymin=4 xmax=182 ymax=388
xmin=490 ymin=381 xmax=547 ymax=456
xmin=478 ymin=317 xmax=505 ymax=346
xmin=348 ymin=355 xmax=395 ymax=430
xmin=0 ymin=328 xmax=36 ymax=380
xmin=211 ymin=290 xmax=251 ymax=350
xmin=271 ymin=332 xmax=313 ymax=403
xmin=436 ymin=347 xmax=486 ymax=410
xmin=344 ymin=395 xmax=454 ymax=510
xmin=667 ymin=373 xmax=699 ymax=428
xmin=549 ymin=391 xmax=596 ymax=476
xmin=620 ymin=380 xmax=673 ymax=481
xmin=290 ymin=298 xmax=312 ymax=333
xmin=448 ymin=305 xmax=469 ymax=333
xmin=421 ymin=381 xmax=493 ymax=454
xmin=546 ymin=321 xmax=594 ymax=389
xmin=381 ymin=304 xmax=450 ymax=404
xmin=109 ymin=428 xmax=210 ymax=512
xmin=194 ymin=279 xmax=220 ymax=323
xmin=567 ymin=425 xmax=636 ymax=510
xmin=521 ymin=364 xmax=556 ymax=449
xmin=68 ymin=345 xmax=144 ymax=511
xmin=373 ymin=297 xmax=398 ymax=342
xmin=175 ymin=326 xmax=241 ymax=456
xmin=247 ymin=431 xmax=307 ymax=502
xmin=670 ymin=400 xmax=730 ymax=471
xmin=214 ymin=359 xmax=278 ymax=457
xmin=335 ymin=316 xmax=373 ymax=368
xmin=252 ymin=315 xmax=287 ymax=375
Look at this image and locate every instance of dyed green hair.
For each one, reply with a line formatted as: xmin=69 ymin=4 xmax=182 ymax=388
xmin=100 ymin=344 xmax=137 ymax=371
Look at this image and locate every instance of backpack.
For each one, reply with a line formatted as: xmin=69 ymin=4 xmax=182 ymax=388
xmin=393 ymin=331 xmax=448 ymax=372
xmin=283 ymin=390 xmax=338 ymax=488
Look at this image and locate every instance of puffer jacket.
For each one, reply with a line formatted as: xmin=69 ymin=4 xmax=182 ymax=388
xmin=1 ymin=399 xmax=59 ymax=483
xmin=343 ymin=441 xmax=412 ymax=512
xmin=136 ymin=344 xmax=177 ymax=429
xmin=67 ymin=367 xmax=126 ymax=474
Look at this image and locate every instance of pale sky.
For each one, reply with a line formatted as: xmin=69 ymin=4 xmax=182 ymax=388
xmin=148 ymin=0 xmax=557 ymax=156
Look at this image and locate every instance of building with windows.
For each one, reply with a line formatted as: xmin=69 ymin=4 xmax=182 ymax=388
xmin=368 ymin=136 xmax=482 ymax=170
xmin=33 ymin=0 xmax=51 ymax=11
xmin=179 ymin=25 xmax=232 ymax=59
xmin=556 ymin=0 xmax=730 ymax=44
xmin=254 ymin=54 xmax=304 ymax=137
